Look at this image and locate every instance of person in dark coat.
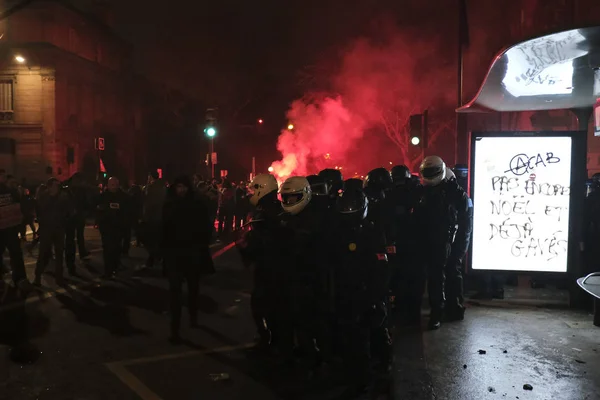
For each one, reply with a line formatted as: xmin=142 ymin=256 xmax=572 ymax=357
xmin=97 ymin=177 xmax=130 ymax=279
xmin=162 ymin=175 xmax=214 ymax=343
xmin=34 ymin=178 xmax=73 ymax=286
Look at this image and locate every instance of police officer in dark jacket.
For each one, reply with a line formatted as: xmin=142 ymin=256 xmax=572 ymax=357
xmin=390 ymin=165 xmax=423 ymax=323
xmin=414 ymin=156 xmax=473 ymax=330
xmin=331 ymin=182 xmax=391 ymax=397
xmin=318 ymin=168 xmax=343 ymax=207
xmin=97 ymin=177 xmax=130 ymax=279
xmin=236 ymin=173 xmax=282 ymax=350
xmin=279 ymin=176 xmax=327 ymax=370
xmin=306 ymin=175 xmax=331 ymax=214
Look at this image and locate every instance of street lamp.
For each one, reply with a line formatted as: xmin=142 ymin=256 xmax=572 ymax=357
xmin=15 ymin=55 xmax=25 ymax=63
xmin=268 ymin=166 xmax=274 ymax=172
xmin=411 ymin=136 xmax=420 ymax=146
xmin=287 ymin=124 xmax=294 ymax=130
xmin=258 ymin=119 xmax=264 ymax=124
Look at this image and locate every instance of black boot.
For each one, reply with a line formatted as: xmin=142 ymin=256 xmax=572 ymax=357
xmin=428 ymin=309 xmax=442 ymax=330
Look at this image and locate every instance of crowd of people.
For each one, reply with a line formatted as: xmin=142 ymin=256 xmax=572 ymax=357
xmin=0 ymin=155 xmax=473 ymax=397
xmin=236 ymin=155 xmax=473 ymax=398
xmin=0 ymin=169 xmax=250 ymax=286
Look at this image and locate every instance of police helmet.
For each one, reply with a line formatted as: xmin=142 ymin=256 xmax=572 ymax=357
xmin=318 ymin=169 xmax=343 ymax=196
xmin=419 ymin=156 xmax=446 ymax=186
xmin=248 ymin=173 xmax=278 ymax=207
xmin=343 ymin=178 xmax=364 ymax=193
xmin=280 ymin=176 xmax=312 ymax=215
xmin=336 ymin=184 xmax=368 ymax=221
xmin=306 ymin=175 xmax=330 ymax=197
xmin=363 ymin=167 xmax=392 ymax=198
xmin=391 ymin=165 xmax=411 ymax=184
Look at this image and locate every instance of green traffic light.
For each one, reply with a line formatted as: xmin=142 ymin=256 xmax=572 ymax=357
xmin=206 ymin=127 xmax=216 ymax=137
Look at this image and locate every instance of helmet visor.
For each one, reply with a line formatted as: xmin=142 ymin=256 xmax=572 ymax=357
xmin=336 ymin=192 xmax=367 ymax=214
xmin=282 ymin=192 xmax=303 ymax=206
xmin=311 ymin=182 xmax=329 ymax=196
xmin=421 ymin=166 xmax=444 ymax=179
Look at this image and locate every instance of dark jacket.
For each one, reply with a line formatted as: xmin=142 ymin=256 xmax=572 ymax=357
xmin=143 ymin=179 xmax=167 ymax=223
xmin=0 ymin=183 xmax=23 ymax=230
xmin=413 ymin=179 xmax=473 ymax=264
xmin=162 ymin=189 xmax=212 ymax=251
xmin=37 ymin=191 xmax=72 ymax=231
xmin=97 ymin=189 xmax=130 ymax=231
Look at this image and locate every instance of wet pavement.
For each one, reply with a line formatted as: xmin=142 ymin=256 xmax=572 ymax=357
xmin=0 ymin=229 xmax=599 ymax=399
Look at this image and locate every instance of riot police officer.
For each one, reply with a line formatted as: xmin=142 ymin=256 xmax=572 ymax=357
xmin=236 ymin=173 xmax=282 ymax=351
xmin=413 ymin=156 xmax=473 ymax=330
xmin=306 ymin=174 xmax=331 ymax=214
xmin=389 ymin=165 xmax=423 ymax=323
xmin=363 ymin=168 xmax=396 ymax=246
xmin=318 ymin=168 xmax=343 ymax=205
xmin=331 ymin=182 xmax=391 ymax=397
xmin=279 ymin=176 xmax=327 ymax=370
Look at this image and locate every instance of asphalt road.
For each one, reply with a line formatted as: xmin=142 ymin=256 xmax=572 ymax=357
xmin=1 ymin=229 xmax=599 ymax=400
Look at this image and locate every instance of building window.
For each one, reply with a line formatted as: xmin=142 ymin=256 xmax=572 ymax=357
xmin=0 ymin=80 xmax=14 ymax=122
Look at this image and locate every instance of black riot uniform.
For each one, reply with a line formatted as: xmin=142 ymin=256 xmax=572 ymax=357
xmin=97 ymin=187 xmax=130 ymax=278
xmin=414 ymin=163 xmax=473 ymax=330
xmin=236 ymin=190 xmax=283 ymax=350
xmin=331 ymin=184 xmax=391 ymax=395
xmin=363 ymin=168 xmax=397 ymax=274
xmin=278 ymin=177 xmax=329 ymax=369
xmin=389 ymin=165 xmax=423 ymax=322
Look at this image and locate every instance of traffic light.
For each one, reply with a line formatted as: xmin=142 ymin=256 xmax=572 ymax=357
xmin=205 ymin=107 xmax=218 ymax=138
xmin=409 ymin=110 xmax=428 ymax=147
xmin=205 ymin=127 xmax=216 ymax=137
xmin=101 ymin=172 xmax=107 ymax=179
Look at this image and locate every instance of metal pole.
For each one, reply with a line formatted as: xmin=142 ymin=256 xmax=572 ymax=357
xmin=252 ymin=156 xmax=256 ymax=176
xmin=210 ymin=137 xmax=215 ymax=179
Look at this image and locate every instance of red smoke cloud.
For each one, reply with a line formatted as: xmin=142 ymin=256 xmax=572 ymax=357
xmin=270 ymin=27 xmax=455 ymax=182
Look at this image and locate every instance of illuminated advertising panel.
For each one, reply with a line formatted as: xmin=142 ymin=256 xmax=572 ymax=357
xmin=471 ymin=135 xmax=572 ymax=273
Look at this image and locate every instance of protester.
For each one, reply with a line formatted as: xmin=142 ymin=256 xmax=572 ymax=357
xmin=162 ymin=175 xmax=214 ymax=344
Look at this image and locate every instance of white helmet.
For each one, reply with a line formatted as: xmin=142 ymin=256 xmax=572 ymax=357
xmin=248 ymin=173 xmax=278 ymax=207
xmin=445 ymin=167 xmax=456 ymax=181
xmin=280 ymin=176 xmax=312 ymax=215
xmin=420 ymin=155 xmax=446 ymax=186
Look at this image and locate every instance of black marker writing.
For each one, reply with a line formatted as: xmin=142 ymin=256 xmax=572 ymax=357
xmin=489 ymin=217 xmax=534 ymax=240
xmin=524 ymin=181 xmax=570 ymax=196
xmin=510 ymin=231 xmax=567 ymax=261
xmin=544 ymin=205 xmax=567 ymax=222
xmin=490 ymin=199 xmax=536 ymax=216
xmin=491 ymin=176 xmax=519 ymax=192
xmin=505 ymin=152 xmax=561 ymax=176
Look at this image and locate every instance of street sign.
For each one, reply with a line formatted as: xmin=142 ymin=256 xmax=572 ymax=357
xmin=211 ymin=152 xmax=217 ymax=164
xmin=95 ymin=137 xmax=105 ymax=151
xmin=220 ymin=170 xmax=228 ymax=178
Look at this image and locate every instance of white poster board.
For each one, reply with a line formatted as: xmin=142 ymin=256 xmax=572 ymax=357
xmin=471 ymin=136 xmax=572 ymax=272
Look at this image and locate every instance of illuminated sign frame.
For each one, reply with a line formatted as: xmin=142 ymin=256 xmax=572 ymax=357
xmin=468 ymin=131 xmax=586 ymax=275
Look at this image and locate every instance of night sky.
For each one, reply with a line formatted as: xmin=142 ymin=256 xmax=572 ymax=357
xmin=71 ymin=0 xmax=458 ymax=177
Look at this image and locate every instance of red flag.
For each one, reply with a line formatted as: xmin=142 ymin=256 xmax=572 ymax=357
xmin=99 ymin=158 xmax=106 ymax=173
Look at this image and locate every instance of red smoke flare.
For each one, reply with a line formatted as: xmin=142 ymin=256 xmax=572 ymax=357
xmin=270 ymin=27 xmax=455 ymax=182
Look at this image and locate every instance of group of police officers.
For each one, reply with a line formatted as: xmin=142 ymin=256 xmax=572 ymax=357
xmin=236 ymin=155 xmax=473 ymax=398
